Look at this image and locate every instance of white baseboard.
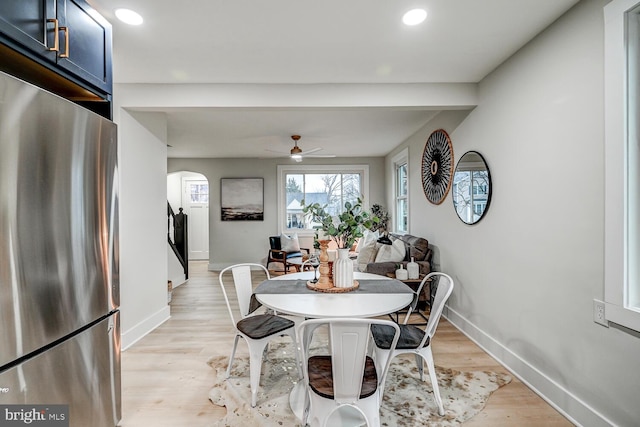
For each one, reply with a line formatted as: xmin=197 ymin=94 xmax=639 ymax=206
xmin=444 ymin=306 xmax=614 ymax=427
xmin=121 ymin=305 xmax=171 ymax=351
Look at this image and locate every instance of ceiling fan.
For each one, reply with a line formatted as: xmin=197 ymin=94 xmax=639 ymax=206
xmin=267 ymin=135 xmax=336 ymax=162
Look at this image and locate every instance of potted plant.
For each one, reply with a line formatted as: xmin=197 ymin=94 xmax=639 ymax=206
xmin=302 ymin=198 xmax=378 ymax=249
xmin=302 ymin=198 xmax=378 ymax=288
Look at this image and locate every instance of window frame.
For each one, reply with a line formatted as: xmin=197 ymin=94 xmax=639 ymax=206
xmin=277 ymin=164 xmax=370 ymax=236
xmin=392 ymin=149 xmax=409 ymax=234
xmin=604 ymin=0 xmax=640 ymax=332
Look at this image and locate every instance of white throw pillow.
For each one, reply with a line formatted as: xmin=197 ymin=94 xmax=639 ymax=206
xmin=280 ymin=233 xmax=301 ymax=253
xmin=374 ymin=238 xmax=406 ymax=263
xmin=356 ymin=239 xmax=380 ymax=272
xmin=355 ymin=229 xmax=379 ymax=253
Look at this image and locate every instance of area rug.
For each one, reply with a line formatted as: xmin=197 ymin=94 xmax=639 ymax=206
xmin=208 ymin=340 xmax=511 ymax=426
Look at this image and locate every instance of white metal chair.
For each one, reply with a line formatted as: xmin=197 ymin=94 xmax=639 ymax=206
xmin=297 ymin=317 xmax=400 ymax=427
xmin=371 ymin=272 xmax=454 ymax=416
xmin=218 ymin=263 xmax=300 ymax=407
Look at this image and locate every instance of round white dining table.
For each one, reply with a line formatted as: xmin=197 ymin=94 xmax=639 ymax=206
xmin=254 ymin=271 xmax=414 ymax=423
xmin=254 ymin=271 xmax=414 ymax=318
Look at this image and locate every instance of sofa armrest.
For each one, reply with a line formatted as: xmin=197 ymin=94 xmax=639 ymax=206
xmin=364 ymin=262 xmax=399 ymax=276
xmin=415 ymin=261 xmax=431 ymax=275
xmin=424 ymin=248 xmax=433 ymax=264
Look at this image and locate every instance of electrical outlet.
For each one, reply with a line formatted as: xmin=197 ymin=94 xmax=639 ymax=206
xmin=593 ymin=299 xmax=608 ymax=327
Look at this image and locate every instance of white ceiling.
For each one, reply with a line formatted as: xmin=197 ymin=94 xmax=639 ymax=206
xmin=88 ymin=0 xmax=580 ymax=159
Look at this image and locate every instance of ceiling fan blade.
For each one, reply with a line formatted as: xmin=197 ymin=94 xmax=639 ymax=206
xmin=304 ymin=154 xmax=337 ymax=158
xmin=300 ymin=147 xmax=323 ymax=155
xmin=264 ymin=148 xmax=289 ymax=154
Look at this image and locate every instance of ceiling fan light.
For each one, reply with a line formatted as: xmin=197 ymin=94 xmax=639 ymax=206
xmin=291 ymin=153 xmax=302 ymax=160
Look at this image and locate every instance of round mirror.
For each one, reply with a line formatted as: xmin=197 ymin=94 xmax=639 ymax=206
xmin=452 ymin=151 xmax=492 ymax=224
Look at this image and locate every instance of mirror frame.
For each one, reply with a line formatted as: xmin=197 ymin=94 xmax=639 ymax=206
xmin=452 ymin=150 xmax=492 ymax=225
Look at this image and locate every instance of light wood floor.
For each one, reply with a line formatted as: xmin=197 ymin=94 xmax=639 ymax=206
xmin=118 ymin=261 xmax=572 ymax=426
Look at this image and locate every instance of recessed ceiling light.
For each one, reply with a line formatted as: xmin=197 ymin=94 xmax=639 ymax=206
xmin=115 ymin=8 xmax=143 ymax=25
xmin=402 ymin=8 xmax=427 ymax=26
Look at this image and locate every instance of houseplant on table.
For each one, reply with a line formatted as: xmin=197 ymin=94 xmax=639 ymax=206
xmin=302 ymin=198 xmax=378 ymax=287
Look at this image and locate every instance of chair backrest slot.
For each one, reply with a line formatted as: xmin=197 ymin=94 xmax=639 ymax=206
xmin=329 ymin=323 xmax=370 ymax=402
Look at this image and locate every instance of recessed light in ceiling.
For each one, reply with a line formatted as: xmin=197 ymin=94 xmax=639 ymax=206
xmin=115 ymin=8 xmax=143 ymax=25
xmin=402 ymin=8 xmax=427 ymax=26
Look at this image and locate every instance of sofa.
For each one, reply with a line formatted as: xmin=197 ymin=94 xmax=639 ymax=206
xmin=357 ymin=233 xmax=432 ymax=277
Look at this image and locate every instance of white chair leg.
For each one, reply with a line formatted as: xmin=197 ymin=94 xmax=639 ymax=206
xmin=372 ymin=346 xmax=390 ymax=380
xmin=285 ymin=329 xmax=303 ymax=379
xmin=248 ymin=340 xmax=270 ymax=407
xmin=422 ymin=348 xmax=444 ymax=416
xmin=302 ymin=387 xmax=311 ymax=427
xmin=226 ymin=334 xmax=241 ymax=378
xmin=415 ymin=352 xmax=424 ymax=381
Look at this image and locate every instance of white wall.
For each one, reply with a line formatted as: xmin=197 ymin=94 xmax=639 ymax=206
xmin=168 ymin=157 xmax=386 ymax=269
xmin=166 ymin=172 xmax=182 ymax=210
xmin=387 ymin=1 xmax=640 ymax=426
xmin=116 ymin=108 xmax=171 ymax=349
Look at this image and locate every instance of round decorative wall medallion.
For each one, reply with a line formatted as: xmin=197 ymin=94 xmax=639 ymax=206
xmin=421 ymin=129 xmax=454 ymax=205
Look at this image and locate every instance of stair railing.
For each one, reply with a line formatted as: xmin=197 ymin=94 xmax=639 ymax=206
xmin=168 ymin=202 xmax=189 ymax=279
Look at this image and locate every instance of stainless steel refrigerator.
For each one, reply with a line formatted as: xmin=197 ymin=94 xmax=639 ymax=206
xmin=0 ymin=71 xmax=120 ymax=427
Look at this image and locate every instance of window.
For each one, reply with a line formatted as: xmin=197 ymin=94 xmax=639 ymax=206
xmin=188 ymin=181 xmax=209 ymax=204
xmin=277 ymin=165 xmax=369 ymax=234
xmin=392 ymin=149 xmax=409 ymax=233
xmin=604 ymin=0 xmax=640 ymax=332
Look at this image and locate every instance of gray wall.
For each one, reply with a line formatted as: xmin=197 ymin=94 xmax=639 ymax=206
xmin=167 ymin=156 xmax=385 ymax=269
xmin=387 ymin=1 xmax=640 ymax=426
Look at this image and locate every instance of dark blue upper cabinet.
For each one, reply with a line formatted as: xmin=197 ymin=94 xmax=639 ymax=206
xmin=0 ymin=0 xmax=57 ymax=61
xmin=57 ymin=0 xmax=112 ymax=95
xmin=0 ymin=0 xmax=112 ymax=96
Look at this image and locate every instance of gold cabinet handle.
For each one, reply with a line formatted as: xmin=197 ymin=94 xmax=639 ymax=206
xmin=47 ymin=18 xmax=59 ymax=51
xmin=60 ymin=26 xmax=69 ymax=58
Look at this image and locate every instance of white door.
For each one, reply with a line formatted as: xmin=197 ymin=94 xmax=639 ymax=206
xmin=183 ymin=179 xmax=209 ymax=260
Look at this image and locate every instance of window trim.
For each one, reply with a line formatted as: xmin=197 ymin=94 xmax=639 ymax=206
xmin=604 ymin=0 xmax=640 ymax=332
xmin=391 ymin=148 xmax=409 ymax=234
xmin=277 ymin=164 xmax=370 ymax=236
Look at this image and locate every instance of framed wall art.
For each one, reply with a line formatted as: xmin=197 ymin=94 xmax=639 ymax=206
xmin=220 ymin=178 xmax=264 ymax=221
xmin=421 ymin=129 xmax=454 ymax=205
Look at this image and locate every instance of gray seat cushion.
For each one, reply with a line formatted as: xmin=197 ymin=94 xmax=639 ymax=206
xmin=371 ymin=323 xmax=429 ymax=350
xmin=237 ymin=314 xmax=295 ymax=339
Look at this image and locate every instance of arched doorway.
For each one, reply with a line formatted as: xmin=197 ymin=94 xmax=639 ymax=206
xmin=167 ymin=171 xmax=209 ymax=261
